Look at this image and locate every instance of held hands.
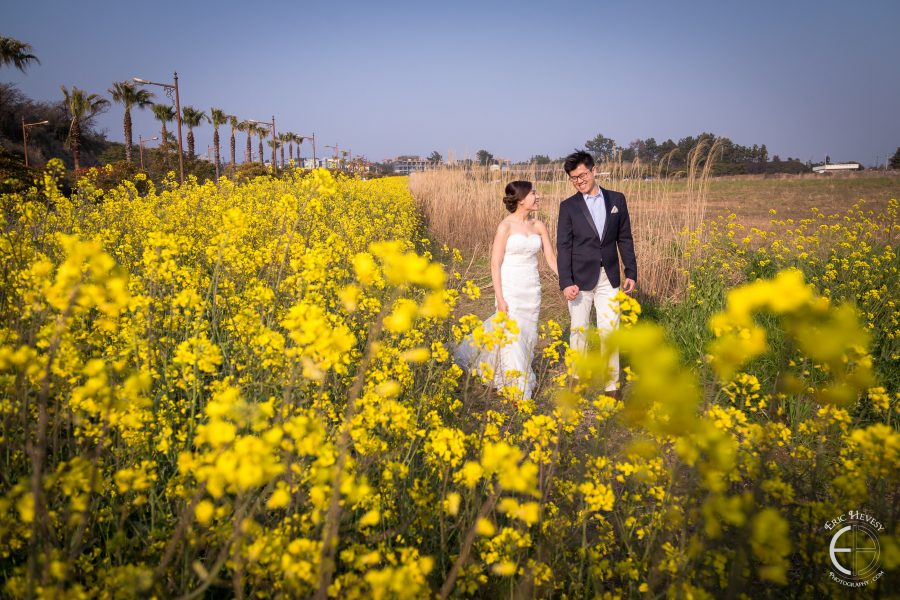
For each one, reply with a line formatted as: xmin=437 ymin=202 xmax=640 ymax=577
xmin=622 ymin=278 xmax=636 ymax=294
xmin=563 ymin=285 xmax=580 ymax=301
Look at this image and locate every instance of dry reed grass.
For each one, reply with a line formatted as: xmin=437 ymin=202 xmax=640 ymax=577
xmin=409 ymin=144 xmax=721 ymax=302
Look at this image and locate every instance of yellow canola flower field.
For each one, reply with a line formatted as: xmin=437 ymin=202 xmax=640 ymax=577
xmin=0 ymin=163 xmax=897 ymax=598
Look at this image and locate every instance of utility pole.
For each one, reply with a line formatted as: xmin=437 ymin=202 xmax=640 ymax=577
xmin=21 ymin=117 xmax=49 ymax=167
xmin=134 ymin=72 xmax=185 ymax=183
xmin=139 ymin=134 xmax=159 ymax=170
xmin=248 ymin=116 xmax=277 ymax=172
xmin=299 ymin=133 xmax=316 ymax=168
xmin=324 ymin=144 xmax=338 ymax=169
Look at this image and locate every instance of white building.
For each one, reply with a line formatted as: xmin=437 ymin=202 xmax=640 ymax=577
xmin=300 ymin=158 xmax=327 ymax=169
xmin=389 ymin=156 xmax=428 ymax=175
xmin=812 ymin=163 xmax=861 ymax=173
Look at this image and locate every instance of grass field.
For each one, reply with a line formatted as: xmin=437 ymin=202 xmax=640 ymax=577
xmin=680 ymin=172 xmax=899 ymax=227
xmin=417 ymin=169 xmax=900 ymax=367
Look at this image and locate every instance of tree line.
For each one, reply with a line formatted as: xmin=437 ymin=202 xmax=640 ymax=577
xmin=473 ymin=132 xmax=885 ymax=176
xmin=583 ymin=132 xmax=812 ymax=175
xmin=516 ymin=133 xmax=814 ymax=175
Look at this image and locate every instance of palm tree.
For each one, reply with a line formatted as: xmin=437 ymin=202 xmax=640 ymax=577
xmin=0 ymin=36 xmax=40 ymax=72
xmin=278 ymin=133 xmax=290 ymax=168
xmin=242 ymin=121 xmax=256 ymax=163
xmin=152 ymin=104 xmax=175 ymax=155
xmin=109 ymin=81 xmax=153 ymax=164
xmin=295 ymin=135 xmax=306 ymax=167
xmin=288 ymin=133 xmax=298 ymax=167
xmin=289 ymin=133 xmax=300 ymax=166
xmin=181 ymin=105 xmax=208 ymax=158
xmin=283 ymin=132 xmax=295 ymax=166
xmin=60 ymin=85 xmax=109 ymax=171
xmin=210 ymin=107 xmax=227 ymax=178
xmin=257 ymin=126 xmax=269 ymax=165
xmin=228 ymin=115 xmax=240 ymax=168
xmin=268 ymin=138 xmax=279 ymax=167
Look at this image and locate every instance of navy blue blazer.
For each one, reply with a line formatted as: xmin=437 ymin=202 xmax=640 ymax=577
xmin=556 ymin=186 xmax=637 ymax=290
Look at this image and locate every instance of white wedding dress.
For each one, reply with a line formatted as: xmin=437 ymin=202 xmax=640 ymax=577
xmin=454 ymin=233 xmax=542 ymax=400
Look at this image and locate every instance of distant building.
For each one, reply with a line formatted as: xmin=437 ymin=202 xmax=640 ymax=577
xmin=388 ymin=155 xmax=428 ymax=175
xmin=812 ymin=163 xmax=861 ymax=173
xmin=300 ymin=158 xmax=325 ymax=169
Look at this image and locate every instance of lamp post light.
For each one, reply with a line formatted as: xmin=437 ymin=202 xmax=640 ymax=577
xmin=138 ymin=135 xmax=159 ymax=170
xmin=298 ymin=132 xmax=316 ymax=168
xmin=247 ymin=116 xmax=276 ymax=172
xmin=21 ymin=118 xmax=49 ymax=167
xmin=324 ymin=144 xmax=339 ymax=170
xmin=133 ymin=72 xmax=185 ymax=184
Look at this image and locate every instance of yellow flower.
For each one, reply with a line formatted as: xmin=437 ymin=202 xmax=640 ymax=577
xmin=16 ymin=492 xmax=34 ymax=523
xmin=579 ymin=481 xmax=615 ymax=513
xmin=384 ymin=299 xmax=418 ymax=333
xmin=476 ymin=518 xmax=496 ymax=537
xmin=267 ymin=487 xmax=291 ymax=510
xmin=750 ymin=509 xmax=791 ymax=584
xmin=444 ymin=492 xmax=461 ymax=516
xmin=195 ymin=500 xmax=215 ymax=525
xmin=353 ymin=252 xmax=379 ymax=286
xmin=462 ymin=279 xmax=481 ymax=300
xmin=359 ymin=509 xmax=381 ymax=527
xmin=456 ymin=461 xmax=484 ymax=488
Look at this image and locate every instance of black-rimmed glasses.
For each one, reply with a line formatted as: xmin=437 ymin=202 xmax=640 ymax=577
xmin=568 ymin=172 xmax=593 ymax=184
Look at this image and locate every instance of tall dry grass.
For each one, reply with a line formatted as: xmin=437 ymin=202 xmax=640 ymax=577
xmin=409 ymin=143 xmax=720 ymax=301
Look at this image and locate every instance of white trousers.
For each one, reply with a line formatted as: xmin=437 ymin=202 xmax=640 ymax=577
xmin=567 ymin=269 xmax=619 ymax=391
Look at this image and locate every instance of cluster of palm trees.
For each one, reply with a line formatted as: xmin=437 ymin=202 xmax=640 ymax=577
xmin=49 ymin=79 xmax=313 ymax=176
xmin=106 ymin=81 xmax=311 ymax=177
xmin=229 ymin=120 xmax=308 ymax=171
xmin=3 ymin=35 xmax=313 ymax=176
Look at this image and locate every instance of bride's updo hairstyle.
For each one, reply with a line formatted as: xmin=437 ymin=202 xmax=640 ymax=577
xmin=503 ymin=180 xmax=533 ymax=212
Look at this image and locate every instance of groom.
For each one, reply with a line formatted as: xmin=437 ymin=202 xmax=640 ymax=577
xmin=557 ymin=150 xmax=637 ymax=395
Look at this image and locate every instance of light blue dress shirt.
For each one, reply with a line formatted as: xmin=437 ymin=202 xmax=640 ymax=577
xmin=583 ymin=189 xmax=606 ymax=239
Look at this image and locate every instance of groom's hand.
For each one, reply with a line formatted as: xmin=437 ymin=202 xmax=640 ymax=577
xmin=622 ymin=278 xmax=635 ymax=294
xmin=563 ymin=285 xmax=579 ymax=301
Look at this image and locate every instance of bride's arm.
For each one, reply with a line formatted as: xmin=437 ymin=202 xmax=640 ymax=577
xmin=490 ymin=223 xmax=510 ymax=313
xmin=536 ymin=221 xmax=559 ymax=277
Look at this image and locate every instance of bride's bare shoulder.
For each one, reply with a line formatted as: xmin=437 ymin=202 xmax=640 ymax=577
xmin=493 ymin=219 xmax=513 ymax=240
xmin=496 ymin=218 xmax=514 ymax=233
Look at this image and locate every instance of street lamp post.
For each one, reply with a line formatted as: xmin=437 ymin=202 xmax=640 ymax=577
xmin=298 ymin=133 xmax=316 ymax=168
xmin=248 ymin=116 xmax=276 ymax=172
xmin=324 ymin=144 xmax=338 ymax=170
xmin=21 ymin=117 xmax=49 ymax=167
xmin=138 ymin=135 xmax=159 ymax=170
xmin=133 ymin=72 xmax=185 ymax=184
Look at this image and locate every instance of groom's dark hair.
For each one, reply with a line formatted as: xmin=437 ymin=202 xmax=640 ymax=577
xmin=564 ymin=150 xmax=594 ymax=174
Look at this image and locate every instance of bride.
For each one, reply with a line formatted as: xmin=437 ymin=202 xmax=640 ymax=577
xmin=454 ymin=180 xmax=558 ymax=400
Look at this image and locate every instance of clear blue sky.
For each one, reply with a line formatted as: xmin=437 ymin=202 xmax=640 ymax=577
xmin=5 ymin=0 xmax=900 ymax=165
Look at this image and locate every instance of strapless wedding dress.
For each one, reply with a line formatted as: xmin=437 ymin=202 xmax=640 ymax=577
xmin=454 ymin=233 xmax=541 ymax=399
